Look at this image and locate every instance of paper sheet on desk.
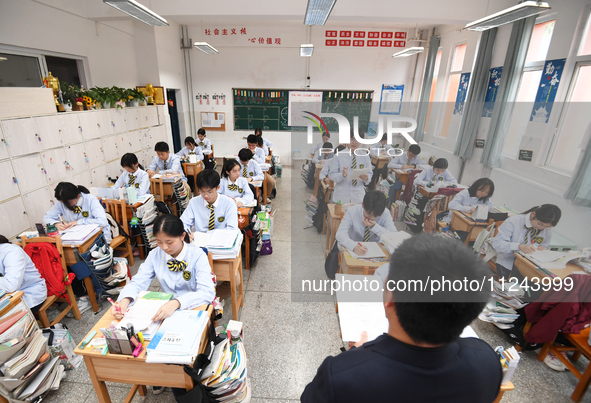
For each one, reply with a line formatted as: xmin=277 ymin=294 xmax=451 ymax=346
xmin=59 ymin=225 xmax=99 ymax=242
xmin=348 ymin=242 xmax=386 ymax=259
xmin=349 ymin=168 xmax=370 ymax=181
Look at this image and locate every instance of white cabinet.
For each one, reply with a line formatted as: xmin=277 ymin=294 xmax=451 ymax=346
xmin=86 ymin=139 xmax=105 ymax=168
xmin=72 ymin=170 xmax=92 ymax=188
xmin=40 ymin=148 xmax=69 ymax=184
xmin=90 ymin=165 xmax=108 ymax=188
xmin=106 ymin=160 xmax=123 ymax=181
xmin=12 ymin=154 xmax=47 ymax=193
xmin=97 ymin=110 xmax=114 ymax=136
xmin=116 ymin=132 xmax=133 ymax=157
xmin=0 ymin=127 xmax=9 ymax=160
xmin=110 ymin=109 xmax=128 ymax=134
xmin=0 ymin=197 xmax=30 ymax=239
xmin=139 ymin=107 xmax=159 ymax=129
xmin=102 ymin=135 xmax=119 ymax=163
xmin=0 ymin=160 xmax=20 ymax=201
xmin=129 ymin=130 xmax=143 ymax=153
xmin=35 ymin=115 xmax=63 ymax=150
xmin=64 ymin=143 xmax=90 ymax=173
xmin=140 ymin=149 xmax=154 ymax=170
xmin=78 ymin=111 xmax=101 ymax=140
xmin=59 ymin=113 xmax=83 ymax=145
xmin=22 ymin=187 xmax=53 ymax=227
xmin=126 ymin=108 xmax=139 ymax=131
xmin=157 ymin=105 xmax=166 ymax=126
xmin=2 ymin=118 xmax=43 ymax=157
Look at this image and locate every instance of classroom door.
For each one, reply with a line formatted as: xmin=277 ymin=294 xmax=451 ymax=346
xmin=167 ymin=89 xmax=182 ymax=153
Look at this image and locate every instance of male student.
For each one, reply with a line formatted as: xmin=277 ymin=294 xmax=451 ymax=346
xmin=310 ymin=132 xmax=331 ymax=157
xmin=256 ymin=136 xmax=269 ymax=156
xmin=180 ymin=170 xmax=238 ymax=233
xmin=146 ymin=141 xmax=187 ymax=182
xmin=247 ymin=134 xmax=266 ymax=164
xmin=255 ymin=127 xmax=273 ymax=150
xmin=303 ymin=234 xmax=502 ymax=402
xmin=335 ymin=191 xmax=396 ymax=256
xmin=388 ymin=143 xmax=421 ymax=170
xmin=196 ymin=128 xmax=215 ymax=169
xmin=236 ymin=148 xmax=264 ymax=182
xmin=328 ymin=130 xmax=372 ymax=204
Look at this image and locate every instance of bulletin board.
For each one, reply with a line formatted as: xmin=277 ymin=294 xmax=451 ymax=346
xmin=200 ymin=111 xmax=226 ymax=131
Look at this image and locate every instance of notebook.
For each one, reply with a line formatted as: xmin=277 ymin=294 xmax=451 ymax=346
xmin=348 ymin=242 xmax=386 ymax=259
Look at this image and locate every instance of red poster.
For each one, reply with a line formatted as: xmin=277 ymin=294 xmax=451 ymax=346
xmin=325 ymin=30 xmax=337 ymax=37
xmin=340 ymin=31 xmax=352 ymax=37
xmin=353 ymin=31 xmax=366 ymax=38
xmin=393 ymin=40 xmax=406 ymax=47
xmin=381 ymin=32 xmax=393 ymax=39
xmin=380 ymin=40 xmax=392 ymax=47
xmin=325 ymin=39 xmax=337 ymax=46
xmin=339 ymin=39 xmax=351 ymax=46
xmin=353 ymin=40 xmax=364 ymax=47
xmin=368 ymin=31 xmax=379 ymax=38
xmin=395 ymin=32 xmax=407 ymax=39
xmin=367 ymin=40 xmax=379 ymax=47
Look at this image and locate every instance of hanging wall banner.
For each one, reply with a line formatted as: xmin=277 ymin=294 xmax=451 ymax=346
xmin=530 ymin=58 xmax=566 ymax=123
xmin=453 ymin=73 xmax=471 ymax=116
xmin=379 ymin=84 xmax=404 ymax=115
xmin=482 ymin=67 xmax=502 ymax=117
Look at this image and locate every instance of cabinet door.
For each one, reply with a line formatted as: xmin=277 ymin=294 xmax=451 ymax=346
xmin=13 ymin=154 xmax=47 ymax=193
xmin=0 ymin=125 xmax=9 ymax=160
xmin=23 ymin=187 xmax=53 ymax=227
xmin=139 ymin=107 xmax=159 ymax=128
xmin=86 ymin=139 xmax=105 ymax=168
xmin=90 ymin=165 xmax=109 ymax=188
xmin=102 ymin=134 xmax=119 ymax=163
xmin=158 ymin=105 xmax=166 ymax=125
xmin=64 ymin=143 xmax=90 ymax=173
xmin=140 ymin=149 xmax=153 ymax=169
xmin=0 ymin=160 xmax=20 ymax=201
xmin=72 ymin=170 xmax=93 ymax=188
xmin=41 ymin=148 xmax=69 ymax=184
xmin=110 ymin=109 xmax=128 ymax=134
xmin=0 ymin=197 xmax=30 ymax=239
xmin=78 ymin=111 xmax=101 ymax=140
xmin=106 ymin=160 xmax=123 ymax=181
xmin=129 ymin=130 xmax=143 ymax=153
xmin=97 ymin=110 xmax=114 ymax=136
xmin=60 ymin=113 xmax=83 ymax=145
xmin=35 ymin=115 xmax=63 ymax=150
xmin=2 ymin=118 xmax=43 ymax=157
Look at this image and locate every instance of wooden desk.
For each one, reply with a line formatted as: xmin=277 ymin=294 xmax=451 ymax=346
xmin=371 ymin=156 xmax=389 ymax=171
xmin=238 ymin=207 xmax=254 ymax=271
xmin=450 ymin=210 xmax=488 ymax=246
xmin=182 ymin=161 xmax=204 ymax=194
xmin=320 ymin=179 xmax=334 ymax=204
xmin=393 ymin=170 xmax=410 ymax=201
xmin=339 ymin=243 xmax=390 ymax=275
xmin=325 ymin=204 xmax=343 ymax=258
xmin=493 ymin=382 xmax=514 ymax=403
xmin=513 ymin=253 xmax=583 ymax=281
xmin=149 ymin=177 xmax=177 ymax=215
xmin=418 ymin=185 xmax=438 ymax=199
xmin=76 ymin=304 xmax=213 ymax=403
xmin=313 ymin=163 xmax=322 ymax=198
xmin=212 ymin=254 xmax=244 ymax=320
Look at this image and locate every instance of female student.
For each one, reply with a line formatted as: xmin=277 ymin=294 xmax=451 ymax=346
xmin=196 ymin=128 xmax=215 ymax=169
xmin=414 ymin=158 xmax=457 ymax=188
xmin=113 ymin=153 xmax=151 ymax=197
xmin=446 ymin=178 xmax=494 ymax=222
xmin=219 ymin=159 xmax=255 ymax=208
xmin=255 ymin=127 xmax=273 ymax=150
xmin=0 ymin=235 xmax=47 ymax=312
xmin=43 ymin=182 xmax=111 ymax=243
xmin=312 ymin=142 xmax=334 ymax=164
xmin=492 ymin=204 xmax=561 ymax=279
xmin=175 ymin=137 xmax=204 ymax=161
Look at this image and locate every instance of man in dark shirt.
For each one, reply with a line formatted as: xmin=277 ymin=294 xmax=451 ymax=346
xmin=301 ymin=234 xmax=502 ymax=403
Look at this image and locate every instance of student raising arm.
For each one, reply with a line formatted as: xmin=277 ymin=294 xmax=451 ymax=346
xmin=113 ymin=153 xmax=151 ymax=197
xmin=219 ymin=159 xmax=255 ymax=208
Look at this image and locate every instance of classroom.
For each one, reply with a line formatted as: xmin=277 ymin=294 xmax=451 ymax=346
xmin=1 ymin=0 xmax=591 ymax=402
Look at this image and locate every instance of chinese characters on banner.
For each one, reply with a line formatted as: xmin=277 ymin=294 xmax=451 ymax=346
xmin=530 ymin=58 xmax=566 ymax=123
xmin=204 ymin=27 xmax=282 ymax=45
xmin=326 ymin=30 xmax=406 ymax=47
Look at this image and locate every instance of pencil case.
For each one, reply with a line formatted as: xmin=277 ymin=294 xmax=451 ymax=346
xmin=104 ymin=336 xmax=134 ymax=355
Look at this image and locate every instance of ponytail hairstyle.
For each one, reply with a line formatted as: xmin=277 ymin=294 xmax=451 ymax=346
xmin=120 ymin=153 xmax=144 ymax=171
xmin=433 ymin=158 xmax=449 ymax=170
xmin=0 ymin=235 xmax=10 ymax=244
xmin=197 ymin=128 xmax=206 ymax=137
xmin=184 ymin=137 xmax=197 ymax=147
xmin=468 ymin=178 xmax=495 ymax=202
xmin=522 ymin=204 xmax=562 ymax=226
xmin=153 ymin=214 xmax=185 ymax=238
xmin=55 ymin=182 xmax=88 ymax=209
xmin=222 ymin=159 xmax=240 ymax=178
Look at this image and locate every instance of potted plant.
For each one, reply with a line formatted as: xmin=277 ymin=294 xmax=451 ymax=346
xmin=131 ymin=88 xmax=147 ymax=106
xmin=59 ymin=82 xmax=77 ymax=111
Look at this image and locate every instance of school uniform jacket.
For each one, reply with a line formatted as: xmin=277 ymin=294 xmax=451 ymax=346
xmin=446 ymin=188 xmax=493 ymax=222
xmin=414 ymin=166 xmax=457 ymax=188
xmin=113 ymin=168 xmax=151 ymax=197
xmin=43 ymin=192 xmax=111 ymax=242
xmin=312 ymin=149 xmax=334 ymax=164
xmin=236 ymin=159 xmax=264 ymax=181
xmin=335 ymin=204 xmax=397 ymax=251
xmin=261 ymin=144 xmax=269 ymax=156
xmin=117 ymin=243 xmax=215 ymax=310
xmin=328 ymin=152 xmax=373 ymax=204
xmin=218 ymin=177 xmax=255 ymax=206
xmin=319 ymin=158 xmax=334 ymax=181
xmin=196 ymin=138 xmax=213 ymax=155
xmin=493 ymin=213 xmax=553 ymax=270
xmin=180 ymin=194 xmax=239 ymax=233
xmin=148 ymin=154 xmax=187 ymax=182
xmin=370 ymin=144 xmax=394 ymax=157
xmin=251 ymin=147 xmax=266 ymax=164
xmin=388 ymin=153 xmax=422 ymax=169
xmin=175 ymin=146 xmax=204 ymax=160
xmin=261 ymin=137 xmax=273 ymax=149
xmin=0 ymin=244 xmax=47 ymax=309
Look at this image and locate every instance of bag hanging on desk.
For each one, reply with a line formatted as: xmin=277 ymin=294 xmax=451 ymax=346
xmin=325 ymin=242 xmax=340 ymax=280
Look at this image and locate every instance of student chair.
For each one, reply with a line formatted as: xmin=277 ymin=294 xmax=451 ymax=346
xmin=182 ymin=161 xmax=204 ymax=195
xmin=101 ymin=198 xmax=135 ymax=267
xmin=21 ymin=236 xmax=81 ymax=327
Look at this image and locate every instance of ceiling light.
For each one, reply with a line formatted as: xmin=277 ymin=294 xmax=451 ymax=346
xmin=304 ymin=0 xmax=337 ymax=25
xmin=103 ymin=0 xmax=168 ymax=26
xmin=0 ymin=57 xmax=7 ymax=61
xmin=465 ymin=1 xmax=550 ymax=31
xmin=194 ymin=42 xmax=219 ymax=55
xmin=300 ymin=44 xmax=314 ymax=57
xmin=392 ymin=47 xmax=424 ymax=58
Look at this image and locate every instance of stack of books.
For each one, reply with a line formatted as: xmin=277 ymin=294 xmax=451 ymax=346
xmin=172 ymin=177 xmax=190 ymax=214
xmin=304 ymin=195 xmax=318 ymax=227
xmin=478 ymin=281 xmax=525 ymax=330
xmin=202 ymin=340 xmax=248 ymax=402
xmin=193 ymin=230 xmax=243 ymax=260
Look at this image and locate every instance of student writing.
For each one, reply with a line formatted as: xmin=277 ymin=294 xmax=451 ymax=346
xmin=312 ymin=142 xmax=333 ymax=164
xmin=414 ymin=158 xmax=457 ymax=188
xmin=446 ymin=177 xmax=494 ymax=222
xmin=219 ymin=159 xmax=255 ymax=208
xmin=175 ymin=136 xmax=204 ymax=161
xmin=113 ymin=153 xmax=151 ymax=197
xmin=236 ymin=148 xmax=264 ymax=182
xmin=247 ymin=134 xmax=266 ymax=164
xmin=147 ymin=141 xmax=187 ymax=182
xmin=388 ymin=144 xmax=421 ymax=170
xmin=196 ymin=128 xmax=215 ymax=169
xmin=255 ymin=127 xmax=273 ymax=150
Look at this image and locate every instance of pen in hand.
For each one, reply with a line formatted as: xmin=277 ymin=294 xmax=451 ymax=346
xmin=107 ymin=297 xmax=122 ymax=314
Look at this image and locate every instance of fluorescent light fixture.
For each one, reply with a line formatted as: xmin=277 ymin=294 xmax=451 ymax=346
xmin=392 ymin=47 xmax=425 ymax=58
xmin=300 ymin=44 xmax=314 ymax=57
xmin=465 ymin=1 xmax=550 ymax=31
xmin=0 ymin=57 xmax=7 ymax=61
xmin=304 ymin=0 xmax=337 ymax=25
xmin=194 ymin=42 xmax=219 ymax=55
xmin=103 ymin=0 xmax=168 ymax=26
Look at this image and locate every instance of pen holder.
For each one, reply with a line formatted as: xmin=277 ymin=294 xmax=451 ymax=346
xmin=105 ymin=336 xmax=134 ymax=355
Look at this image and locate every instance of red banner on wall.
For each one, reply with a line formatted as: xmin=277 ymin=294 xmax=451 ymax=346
xmin=326 ymin=30 xmax=337 ymax=37
xmin=340 ymin=31 xmax=352 ymax=37
xmin=353 ymin=40 xmax=364 ymax=46
xmin=326 ymin=39 xmax=337 ymax=46
xmin=339 ymin=39 xmax=351 ymax=46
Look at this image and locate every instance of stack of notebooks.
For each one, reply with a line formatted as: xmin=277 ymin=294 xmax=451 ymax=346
xmin=172 ymin=177 xmax=190 ymax=214
xmin=380 ymin=231 xmax=412 ymax=254
xmin=146 ymin=309 xmax=209 ymax=365
xmin=304 ymin=195 xmax=318 ymax=227
xmin=118 ymin=291 xmax=173 ymax=341
xmin=478 ymin=281 xmax=525 ymax=330
xmin=135 ymin=195 xmax=158 ymax=252
xmin=192 ymin=230 xmax=243 ymax=260
xmin=520 ymin=250 xmax=587 ymax=274
xmin=201 ymin=340 xmax=248 ymax=402
xmin=499 ymin=346 xmax=520 ymax=385
xmin=59 ymin=224 xmax=100 ymax=243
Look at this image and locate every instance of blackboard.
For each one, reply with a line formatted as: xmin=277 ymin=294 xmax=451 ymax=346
xmin=519 ymin=150 xmax=533 ymax=162
xmin=233 ymin=88 xmax=373 ymax=132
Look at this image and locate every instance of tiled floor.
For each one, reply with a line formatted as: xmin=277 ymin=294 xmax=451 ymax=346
xmin=46 ymin=166 xmax=591 ymax=402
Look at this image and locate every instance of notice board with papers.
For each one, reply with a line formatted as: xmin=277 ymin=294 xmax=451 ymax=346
xmin=200 ymin=112 xmax=226 ymax=131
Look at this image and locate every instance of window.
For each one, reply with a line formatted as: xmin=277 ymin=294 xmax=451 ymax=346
xmin=502 ymin=20 xmax=556 ymax=157
xmin=45 ymin=56 xmax=82 ymax=87
xmin=0 ymin=53 xmax=43 ymax=87
xmin=438 ymin=43 xmax=466 ymax=138
xmin=578 ymin=12 xmax=591 ymax=56
xmin=424 ymin=49 xmax=442 ymax=132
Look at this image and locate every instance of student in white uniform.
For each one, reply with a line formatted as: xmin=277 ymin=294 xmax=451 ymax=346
xmin=312 ymin=142 xmax=334 ymax=164
xmin=0 ymin=235 xmax=47 ymax=312
xmin=310 ymin=132 xmax=330 ymax=157
xmin=414 ymin=158 xmax=457 ymax=188
xmin=113 ymin=153 xmax=151 ymax=197
xmin=237 ymin=149 xmax=264 ymax=182
xmin=370 ymin=133 xmax=395 ymax=157
xmin=492 ymin=204 xmax=561 ymax=280
xmin=256 ymin=136 xmax=269 ymax=157
xmin=446 ymin=178 xmax=495 ymax=223
xmin=247 ymin=134 xmax=266 ymax=164
xmin=43 ymin=182 xmax=111 ymax=243
xmin=180 ymin=169 xmax=239 ymax=233
xmin=328 ymin=131 xmax=372 ymax=204
xmin=335 ymin=190 xmax=396 ymax=256
xmin=147 ymin=142 xmax=187 ymax=182
xmin=320 ymin=144 xmax=345 ymax=183
xmin=196 ymin=128 xmax=215 ymax=170
xmin=388 ymin=144 xmax=422 ymax=170
xmin=255 ymin=127 xmax=273 ymax=150
xmin=175 ymin=137 xmax=204 ymax=161
xmin=219 ymin=159 xmax=255 ymax=208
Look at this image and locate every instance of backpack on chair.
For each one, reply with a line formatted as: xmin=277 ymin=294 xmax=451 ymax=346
xmin=24 ymin=243 xmax=74 ymax=304
xmin=105 ymin=212 xmax=128 ymax=241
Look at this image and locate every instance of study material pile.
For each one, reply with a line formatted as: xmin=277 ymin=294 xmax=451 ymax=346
xmin=133 ymin=195 xmax=158 ymax=252
xmin=117 ymin=291 xmax=173 ymax=341
xmin=152 ymin=172 xmax=183 ymax=182
xmin=201 ymin=340 xmax=248 ymax=402
xmin=471 ymin=205 xmax=489 ymax=222
xmin=521 ymin=250 xmax=587 ymax=272
xmin=490 ymin=206 xmax=519 ymax=216
xmin=390 ymin=200 xmax=407 ymax=222
xmin=478 ymin=281 xmax=525 ymax=329
xmin=192 ymin=230 xmax=243 ymax=260
xmin=41 ymin=324 xmax=83 ymax=370
xmin=59 ymin=224 xmax=100 ymax=243
xmin=172 ymin=177 xmax=190 ymax=215
xmin=104 ymin=257 xmax=131 ymax=295
xmin=146 ymin=309 xmax=209 ymax=364
xmin=379 ymin=231 xmax=412 ymax=254
xmin=304 ymin=195 xmax=318 ymax=227
xmin=497 ymin=346 xmax=520 ymax=385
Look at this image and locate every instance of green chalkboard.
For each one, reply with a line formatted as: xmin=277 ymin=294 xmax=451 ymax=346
xmin=233 ymin=88 xmax=373 ymax=132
